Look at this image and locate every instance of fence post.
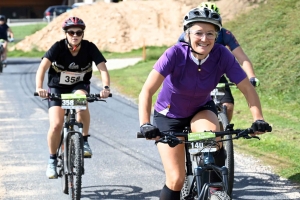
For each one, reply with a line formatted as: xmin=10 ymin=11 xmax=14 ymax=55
xmin=143 ymin=39 xmax=146 ymax=61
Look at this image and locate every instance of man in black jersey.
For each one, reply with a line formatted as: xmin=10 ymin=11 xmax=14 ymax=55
xmin=0 ymin=15 xmax=14 ymax=63
xmin=35 ymin=17 xmax=111 ymax=179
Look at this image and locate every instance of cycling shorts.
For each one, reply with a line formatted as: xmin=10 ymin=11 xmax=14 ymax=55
xmin=47 ymin=82 xmax=90 ymax=108
xmin=153 ymin=100 xmax=218 ymax=133
xmin=219 ymin=75 xmax=234 ymax=104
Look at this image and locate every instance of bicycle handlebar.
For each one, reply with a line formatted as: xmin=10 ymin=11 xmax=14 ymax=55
xmin=136 ymin=124 xmax=272 ymax=147
xmin=34 ymin=92 xmax=112 ymax=102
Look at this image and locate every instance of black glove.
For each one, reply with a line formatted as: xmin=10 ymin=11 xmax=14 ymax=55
xmin=251 ymin=120 xmax=271 ymax=132
xmin=140 ymin=123 xmax=160 ymax=139
xmin=249 ymin=77 xmax=260 ymax=87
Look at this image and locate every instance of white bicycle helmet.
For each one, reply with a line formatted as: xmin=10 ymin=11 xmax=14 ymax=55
xmin=183 ymin=7 xmax=222 ymax=31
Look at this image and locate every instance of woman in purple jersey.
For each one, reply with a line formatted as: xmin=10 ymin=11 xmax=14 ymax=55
xmin=138 ymin=7 xmax=270 ymax=200
xmin=178 ymin=2 xmax=260 ymax=122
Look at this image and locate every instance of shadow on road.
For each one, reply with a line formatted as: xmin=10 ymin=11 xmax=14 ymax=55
xmin=233 ymin=171 xmax=300 ymax=199
xmin=81 ymin=185 xmax=160 ymax=199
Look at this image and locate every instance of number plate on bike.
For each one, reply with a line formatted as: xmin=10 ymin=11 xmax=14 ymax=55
xmin=188 ymin=132 xmax=215 ymax=142
xmin=188 ymin=132 xmax=217 ymax=154
xmin=61 ymin=94 xmax=87 ymax=110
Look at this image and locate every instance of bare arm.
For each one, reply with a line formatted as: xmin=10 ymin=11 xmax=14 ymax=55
xmin=7 ymin=27 xmax=14 ymax=39
xmin=96 ymin=62 xmax=110 ymax=98
xmin=232 ymin=46 xmax=256 ymax=78
xmin=139 ymin=69 xmax=164 ymax=126
xmin=36 ymin=58 xmax=51 ymax=97
xmin=236 ymin=78 xmax=264 ymax=121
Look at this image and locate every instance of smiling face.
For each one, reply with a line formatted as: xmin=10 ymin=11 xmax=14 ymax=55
xmin=65 ymin=27 xmax=84 ymax=46
xmin=188 ymin=22 xmax=217 ymax=59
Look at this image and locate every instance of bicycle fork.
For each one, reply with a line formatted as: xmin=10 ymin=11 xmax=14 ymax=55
xmin=195 ymin=165 xmax=229 ymax=199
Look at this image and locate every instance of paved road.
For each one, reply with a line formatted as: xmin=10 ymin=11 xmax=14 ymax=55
xmin=0 ymin=58 xmax=299 ymax=200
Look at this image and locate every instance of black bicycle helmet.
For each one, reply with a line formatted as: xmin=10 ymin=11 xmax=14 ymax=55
xmin=0 ymin=15 xmax=6 ymax=22
xmin=183 ymin=7 xmax=222 ymax=31
xmin=62 ymin=17 xmax=86 ymax=30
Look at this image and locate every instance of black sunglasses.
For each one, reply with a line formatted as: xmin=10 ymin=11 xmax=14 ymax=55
xmin=66 ymin=30 xmax=83 ymax=37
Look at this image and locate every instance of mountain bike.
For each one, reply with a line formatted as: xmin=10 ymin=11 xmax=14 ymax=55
xmin=34 ymin=92 xmax=112 ymax=200
xmin=210 ymin=82 xmax=236 ymax=197
xmin=137 ymin=124 xmax=272 ymax=200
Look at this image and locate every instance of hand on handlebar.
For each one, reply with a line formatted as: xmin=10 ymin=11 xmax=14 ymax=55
xmin=140 ymin=123 xmax=160 ymax=140
xmin=36 ymin=88 xmax=48 ymax=98
xmin=100 ymin=89 xmax=111 ymax=98
xmin=249 ymin=77 xmax=260 ymax=87
xmin=251 ymin=120 xmax=271 ymax=135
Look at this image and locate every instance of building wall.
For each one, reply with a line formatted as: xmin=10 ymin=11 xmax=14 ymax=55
xmin=0 ymin=0 xmax=66 ymax=18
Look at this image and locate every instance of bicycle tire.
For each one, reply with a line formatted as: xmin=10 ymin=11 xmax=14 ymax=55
xmin=58 ymin=129 xmax=68 ymax=195
xmin=0 ymin=61 xmax=3 ymax=73
xmin=67 ymin=133 xmax=83 ymax=200
xmin=218 ymin=112 xmax=234 ymax=197
xmin=180 ymin=154 xmax=202 ymax=200
xmin=210 ymin=191 xmax=231 ymax=200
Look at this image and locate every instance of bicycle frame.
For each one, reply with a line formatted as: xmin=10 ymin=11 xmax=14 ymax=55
xmin=183 ymin=132 xmax=230 ymax=200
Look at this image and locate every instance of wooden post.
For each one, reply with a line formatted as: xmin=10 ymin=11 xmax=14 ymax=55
xmin=143 ymin=39 xmax=146 ymax=61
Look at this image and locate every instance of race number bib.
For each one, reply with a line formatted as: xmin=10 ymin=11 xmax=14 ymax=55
xmin=59 ymin=71 xmax=85 ymax=85
xmin=61 ymin=93 xmax=87 ymax=110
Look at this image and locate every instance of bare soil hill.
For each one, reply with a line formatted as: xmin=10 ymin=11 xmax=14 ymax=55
xmin=13 ymin=0 xmax=266 ymax=53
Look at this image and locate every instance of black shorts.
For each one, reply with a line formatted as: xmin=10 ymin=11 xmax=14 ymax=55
xmin=219 ymin=75 xmax=234 ymax=104
xmin=47 ymin=82 xmax=90 ymax=108
xmin=153 ymin=100 xmax=218 ymax=134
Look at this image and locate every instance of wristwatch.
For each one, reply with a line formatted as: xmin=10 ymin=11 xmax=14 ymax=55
xmin=104 ymin=86 xmax=110 ymax=90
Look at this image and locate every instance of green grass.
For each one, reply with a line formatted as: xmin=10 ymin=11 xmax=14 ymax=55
xmin=11 ymin=23 xmax=48 ymax=40
xmin=9 ymin=23 xmax=48 ymax=58
xmin=102 ymin=46 xmax=168 ymax=59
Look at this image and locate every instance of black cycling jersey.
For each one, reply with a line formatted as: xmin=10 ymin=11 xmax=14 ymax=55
xmin=44 ymin=39 xmax=106 ymax=88
xmin=0 ymin=23 xmax=9 ymax=41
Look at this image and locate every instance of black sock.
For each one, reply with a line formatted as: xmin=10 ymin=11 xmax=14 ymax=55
xmin=159 ymin=185 xmax=180 ymax=200
xmin=50 ymin=154 xmax=57 ymax=160
xmin=83 ymin=136 xmax=88 ymax=142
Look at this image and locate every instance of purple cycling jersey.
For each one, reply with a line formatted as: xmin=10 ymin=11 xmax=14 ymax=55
xmin=153 ymin=43 xmax=246 ymax=118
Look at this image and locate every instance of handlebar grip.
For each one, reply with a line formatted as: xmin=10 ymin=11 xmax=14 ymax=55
xmin=94 ymin=93 xmax=112 ymax=98
xmin=137 ymin=132 xmax=145 ymax=138
xmin=34 ymin=92 xmax=39 ymax=96
xmin=267 ymin=125 xmax=272 ymax=132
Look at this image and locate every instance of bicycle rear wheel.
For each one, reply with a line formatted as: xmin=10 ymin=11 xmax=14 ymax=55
xmin=218 ymin=112 xmax=234 ymax=197
xmin=67 ymin=132 xmax=83 ymax=200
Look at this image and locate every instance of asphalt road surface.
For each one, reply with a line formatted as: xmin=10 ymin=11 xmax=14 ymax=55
xmin=0 ymin=58 xmax=299 ymax=200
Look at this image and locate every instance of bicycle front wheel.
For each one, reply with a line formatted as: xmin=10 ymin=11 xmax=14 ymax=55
xmin=0 ymin=61 xmax=3 ymax=73
xmin=218 ymin=112 xmax=234 ymax=197
xmin=67 ymin=133 xmax=83 ymax=200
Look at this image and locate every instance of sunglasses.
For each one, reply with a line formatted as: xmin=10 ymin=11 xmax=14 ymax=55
xmin=66 ymin=30 xmax=84 ymax=37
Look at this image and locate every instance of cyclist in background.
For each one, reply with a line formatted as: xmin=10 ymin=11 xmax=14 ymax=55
xmin=0 ymin=15 xmax=14 ymax=63
xmin=35 ymin=17 xmax=111 ymax=179
xmin=139 ymin=7 xmax=270 ymax=200
xmin=178 ymin=2 xmax=260 ymax=122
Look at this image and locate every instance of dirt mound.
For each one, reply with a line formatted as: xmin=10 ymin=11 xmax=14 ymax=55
xmin=13 ymin=0 xmax=265 ymax=53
